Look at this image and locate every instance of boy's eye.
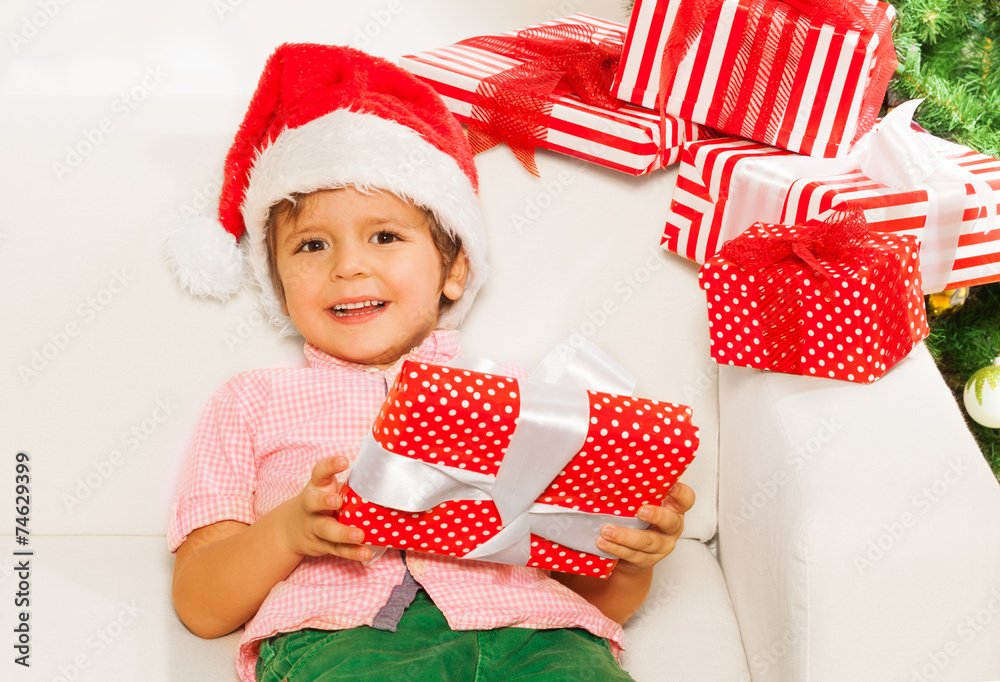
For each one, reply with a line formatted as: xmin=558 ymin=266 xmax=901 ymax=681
xmin=370 ymin=231 xmax=401 ymax=245
xmin=296 ymin=239 xmax=328 ymax=253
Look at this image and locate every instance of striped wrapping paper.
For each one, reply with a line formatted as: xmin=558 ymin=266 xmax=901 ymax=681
xmin=664 ymin=136 xmax=1000 ymax=291
xmin=612 ymin=0 xmax=895 ymax=158
xmin=398 ymin=13 xmax=716 ymax=175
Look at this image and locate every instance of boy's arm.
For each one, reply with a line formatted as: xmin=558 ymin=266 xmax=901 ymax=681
xmin=553 ymin=482 xmax=695 ymax=624
xmin=171 ymin=457 xmax=370 ymax=638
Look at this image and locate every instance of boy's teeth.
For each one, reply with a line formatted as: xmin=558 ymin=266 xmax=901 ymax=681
xmin=332 ymin=300 xmax=384 ymax=315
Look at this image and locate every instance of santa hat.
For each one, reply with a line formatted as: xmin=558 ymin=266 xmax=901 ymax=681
xmin=164 ymin=42 xmax=487 ymax=333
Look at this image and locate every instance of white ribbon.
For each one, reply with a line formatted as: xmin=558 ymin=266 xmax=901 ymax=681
xmin=348 ymin=335 xmax=646 ymax=567
xmin=722 ymin=99 xmax=998 ymax=293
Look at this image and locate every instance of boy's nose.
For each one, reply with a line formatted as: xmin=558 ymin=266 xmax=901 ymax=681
xmin=329 ymin=243 xmax=370 ymax=280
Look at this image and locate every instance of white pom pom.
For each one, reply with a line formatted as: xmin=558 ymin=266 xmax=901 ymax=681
xmin=163 ymin=217 xmax=245 ymax=300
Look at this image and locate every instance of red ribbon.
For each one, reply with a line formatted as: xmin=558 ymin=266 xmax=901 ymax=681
xmin=657 ymin=0 xmax=897 ymax=155
xmin=458 ymin=24 xmax=625 ymax=176
xmin=719 ymin=206 xmax=917 ymax=374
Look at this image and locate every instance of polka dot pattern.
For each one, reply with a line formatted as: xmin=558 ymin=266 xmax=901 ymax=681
xmin=372 ymin=363 xmax=519 ymax=475
xmin=340 ymin=361 xmax=700 ymax=577
xmin=699 ymin=222 xmax=929 ymax=384
xmin=528 ymin=392 xmax=699 ymax=575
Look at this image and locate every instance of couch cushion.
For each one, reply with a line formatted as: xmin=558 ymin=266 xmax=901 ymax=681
xmin=622 ymin=538 xmax=749 ymax=681
xmin=0 ymin=535 xmax=240 ymax=681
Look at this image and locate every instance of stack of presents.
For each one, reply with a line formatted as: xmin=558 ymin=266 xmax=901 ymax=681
xmin=340 ymin=0 xmax=1000 ymax=576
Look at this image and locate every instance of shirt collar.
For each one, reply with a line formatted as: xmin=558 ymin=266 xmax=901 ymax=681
xmin=303 ymin=329 xmax=462 ymax=378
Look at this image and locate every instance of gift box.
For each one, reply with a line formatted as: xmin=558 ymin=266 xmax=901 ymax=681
xmin=398 ymin=13 xmax=717 ymax=176
xmin=613 ymin=0 xmax=897 ymax=158
xmin=664 ymin=101 xmax=1000 ymax=293
xmin=698 ymin=207 xmax=929 ymax=382
xmin=339 ymin=355 xmax=698 ymax=578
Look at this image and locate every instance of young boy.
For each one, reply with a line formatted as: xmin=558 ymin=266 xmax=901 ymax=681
xmin=166 ymin=43 xmax=694 ymax=681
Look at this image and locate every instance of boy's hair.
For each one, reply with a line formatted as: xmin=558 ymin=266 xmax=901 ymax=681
xmin=266 ymin=190 xmax=463 ymax=313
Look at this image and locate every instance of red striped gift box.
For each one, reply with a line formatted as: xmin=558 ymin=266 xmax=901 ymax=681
xmin=613 ymin=0 xmax=896 ymax=159
xmin=663 ymin=136 xmax=1000 ymax=291
xmin=398 ymin=13 xmax=716 ymax=175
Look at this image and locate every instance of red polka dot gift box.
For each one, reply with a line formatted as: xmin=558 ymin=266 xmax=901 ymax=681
xmin=339 ymin=359 xmax=699 ymax=578
xmin=698 ymin=206 xmax=929 ymax=383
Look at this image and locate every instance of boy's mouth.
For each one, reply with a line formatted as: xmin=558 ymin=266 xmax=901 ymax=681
xmin=330 ymin=300 xmax=386 ymax=318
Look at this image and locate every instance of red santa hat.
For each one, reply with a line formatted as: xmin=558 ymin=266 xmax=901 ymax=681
xmin=164 ymin=42 xmax=487 ymax=333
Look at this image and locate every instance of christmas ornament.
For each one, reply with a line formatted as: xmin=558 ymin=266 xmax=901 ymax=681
xmin=927 ymin=288 xmax=969 ymax=315
xmin=963 ymin=358 xmax=1000 ymax=428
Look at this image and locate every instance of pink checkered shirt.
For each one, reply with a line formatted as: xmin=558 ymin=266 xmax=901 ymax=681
xmin=168 ymin=330 xmax=625 ymax=681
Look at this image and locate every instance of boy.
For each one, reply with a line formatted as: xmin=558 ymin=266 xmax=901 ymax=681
xmin=166 ymin=43 xmax=694 ymax=681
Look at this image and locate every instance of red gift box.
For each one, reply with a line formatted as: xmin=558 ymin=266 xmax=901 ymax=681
xmin=698 ymin=208 xmax=929 ymax=382
xmin=664 ymin=101 xmax=1000 ymax=292
xmin=340 ymin=358 xmax=698 ymax=577
xmin=613 ymin=0 xmax=896 ymax=158
xmin=398 ymin=13 xmax=717 ymax=176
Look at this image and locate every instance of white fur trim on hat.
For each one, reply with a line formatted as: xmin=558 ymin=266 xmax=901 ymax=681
xmin=163 ymin=216 xmax=245 ymax=300
xmin=242 ymin=108 xmax=487 ymax=335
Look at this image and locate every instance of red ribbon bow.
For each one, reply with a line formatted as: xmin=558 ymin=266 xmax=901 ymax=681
xmin=719 ymin=206 xmax=915 ymax=374
xmin=656 ymin=0 xmax=896 ymax=155
xmin=458 ymin=23 xmax=625 ymax=176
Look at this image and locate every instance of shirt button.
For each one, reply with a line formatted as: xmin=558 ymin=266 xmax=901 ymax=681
xmin=410 ymin=559 xmax=427 ymax=575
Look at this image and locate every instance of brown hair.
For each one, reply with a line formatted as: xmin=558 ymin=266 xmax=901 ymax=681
xmin=265 ymin=190 xmax=463 ymax=312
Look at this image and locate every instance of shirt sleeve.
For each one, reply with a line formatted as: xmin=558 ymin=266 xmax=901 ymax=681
xmin=167 ymin=376 xmax=262 ymax=551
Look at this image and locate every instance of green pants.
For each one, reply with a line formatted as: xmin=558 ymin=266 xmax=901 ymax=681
xmin=255 ymin=590 xmax=635 ymax=681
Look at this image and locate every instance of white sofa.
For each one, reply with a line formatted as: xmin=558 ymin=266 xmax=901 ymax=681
xmin=2 ymin=1 xmax=999 ymax=680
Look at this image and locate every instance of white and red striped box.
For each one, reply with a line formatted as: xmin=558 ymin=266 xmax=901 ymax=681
xmin=665 ymin=136 xmax=1000 ymax=291
xmin=613 ymin=0 xmax=895 ymax=158
xmin=398 ymin=13 xmax=716 ymax=175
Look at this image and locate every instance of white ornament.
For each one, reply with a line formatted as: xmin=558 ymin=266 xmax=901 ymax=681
xmin=963 ymin=358 xmax=1000 ymax=428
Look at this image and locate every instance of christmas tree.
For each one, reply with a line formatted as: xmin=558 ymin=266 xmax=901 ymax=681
xmin=887 ymin=0 xmax=1000 ymax=158
xmin=894 ymin=0 xmax=1000 ymax=478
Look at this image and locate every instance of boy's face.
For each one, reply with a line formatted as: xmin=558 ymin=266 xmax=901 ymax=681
xmin=273 ymin=188 xmax=468 ymax=368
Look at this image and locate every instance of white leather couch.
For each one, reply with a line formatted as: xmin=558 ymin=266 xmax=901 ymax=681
xmin=2 ymin=1 xmax=999 ymax=680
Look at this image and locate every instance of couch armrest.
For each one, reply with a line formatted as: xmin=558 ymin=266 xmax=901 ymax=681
xmin=717 ymin=343 xmax=1000 ymax=682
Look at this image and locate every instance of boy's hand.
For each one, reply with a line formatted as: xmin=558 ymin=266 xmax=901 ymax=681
xmin=596 ymin=482 xmax=695 ymax=574
xmin=282 ymin=456 xmax=371 ymax=562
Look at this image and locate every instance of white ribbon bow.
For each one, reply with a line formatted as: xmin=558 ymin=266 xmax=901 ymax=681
xmin=349 ymin=335 xmax=647 ymax=567
xmin=724 ymin=99 xmax=998 ymax=293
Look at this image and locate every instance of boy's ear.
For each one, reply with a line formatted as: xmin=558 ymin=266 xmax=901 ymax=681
xmin=442 ymin=249 xmax=469 ymax=302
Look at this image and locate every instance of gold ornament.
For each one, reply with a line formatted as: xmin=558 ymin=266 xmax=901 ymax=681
xmin=927 ymin=288 xmax=968 ymax=315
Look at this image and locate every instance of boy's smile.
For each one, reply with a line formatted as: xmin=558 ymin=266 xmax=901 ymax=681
xmin=273 ymin=188 xmax=467 ymax=368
